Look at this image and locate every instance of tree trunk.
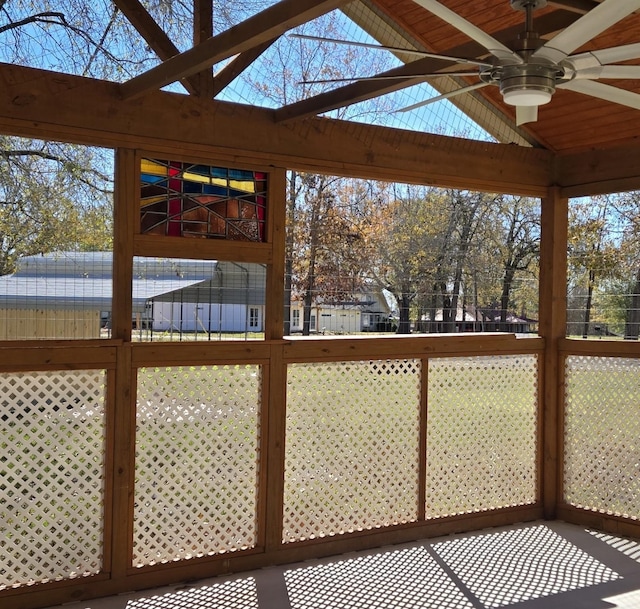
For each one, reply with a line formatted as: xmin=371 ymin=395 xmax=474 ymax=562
xmin=302 ymin=245 xmax=316 ymax=336
xmin=396 ymin=292 xmax=412 ymax=334
xmin=625 ymin=268 xmax=640 ymax=339
xmin=582 ymin=268 xmax=595 ymax=338
xmin=283 ymin=171 xmax=297 ymax=335
xmin=500 ymin=266 xmax=516 ymax=327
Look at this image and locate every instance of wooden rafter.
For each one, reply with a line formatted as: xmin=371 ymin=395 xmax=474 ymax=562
xmin=275 ymin=10 xmax=579 ymax=123
xmin=120 ymin=0 xmax=351 ymax=100
xmin=212 ymin=39 xmax=276 ymax=98
xmin=547 ymin=0 xmax=599 ymax=14
xmin=0 ymin=62 xmax=554 ymax=196
xmin=113 ymin=0 xmax=201 ymax=95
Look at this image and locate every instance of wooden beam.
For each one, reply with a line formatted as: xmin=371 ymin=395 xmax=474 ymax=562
xmin=113 ymin=0 xmax=200 ymax=95
xmin=0 ymin=62 xmax=553 ymax=195
xmin=120 ymin=0 xmax=351 ymax=100
xmin=275 ymin=11 xmax=579 ymax=123
xmin=109 ymin=148 xmax=136 ymax=581
xmin=547 ymin=0 xmax=598 ymax=14
xmin=555 ymin=144 xmax=640 ymax=198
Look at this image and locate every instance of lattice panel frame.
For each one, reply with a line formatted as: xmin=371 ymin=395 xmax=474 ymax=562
xmin=426 ymin=355 xmax=538 ymax=517
xmin=283 ymin=359 xmax=421 ymax=543
xmin=564 ymin=356 xmax=640 ymax=518
xmin=1 ymin=370 xmax=107 ymax=589
xmin=134 ymin=364 xmax=261 ymax=566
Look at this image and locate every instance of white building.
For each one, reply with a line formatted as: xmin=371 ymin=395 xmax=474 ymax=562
xmin=0 ymin=252 xmax=266 ymax=339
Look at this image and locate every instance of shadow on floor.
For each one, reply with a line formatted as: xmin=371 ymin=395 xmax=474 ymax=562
xmin=47 ymin=521 xmax=640 ymax=609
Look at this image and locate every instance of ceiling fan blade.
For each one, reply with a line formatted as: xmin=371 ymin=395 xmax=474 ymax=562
xmin=397 ymin=82 xmax=490 ymax=113
xmin=516 ymin=105 xmax=538 ymax=126
xmin=597 ymin=65 xmax=640 ymax=79
xmin=299 ymin=72 xmax=479 ymax=85
xmin=567 ymin=43 xmax=640 ymax=70
xmin=571 ymin=65 xmax=640 ymax=80
xmin=289 ymin=34 xmax=493 ymax=67
xmin=559 ymin=79 xmax=640 ymax=110
xmin=411 ymin=0 xmax=522 ymax=64
xmin=533 ymin=0 xmax=640 ymax=64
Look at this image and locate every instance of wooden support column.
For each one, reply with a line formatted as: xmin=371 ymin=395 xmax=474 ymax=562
xmin=110 ymin=148 xmax=137 ymax=578
xmin=539 ymin=186 xmax=568 ymax=520
xmin=263 ymin=167 xmax=287 ymax=552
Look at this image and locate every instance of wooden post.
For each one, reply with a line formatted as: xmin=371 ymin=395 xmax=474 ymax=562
xmin=263 ymin=167 xmax=287 ymax=551
xmin=539 ymin=186 xmax=568 ymax=519
xmin=109 ymin=147 xmax=137 ymax=579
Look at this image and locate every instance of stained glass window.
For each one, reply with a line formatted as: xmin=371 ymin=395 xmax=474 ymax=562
xmin=140 ymin=159 xmax=267 ymax=241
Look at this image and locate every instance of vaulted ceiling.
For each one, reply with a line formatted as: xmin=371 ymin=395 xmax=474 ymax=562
xmin=357 ymin=0 xmax=640 ymax=153
xmin=108 ymin=0 xmax=640 ymax=154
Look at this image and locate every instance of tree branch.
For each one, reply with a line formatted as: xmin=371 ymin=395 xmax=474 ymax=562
xmin=0 ymin=149 xmax=113 ymax=194
xmin=0 ymin=11 xmax=67 ymax=35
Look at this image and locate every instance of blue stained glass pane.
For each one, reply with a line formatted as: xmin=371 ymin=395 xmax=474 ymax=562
xmin=206 ymin=185 xmax=229 ymax=197
xmin=189 ymin=164 xmax=212 ymax=176
xmin=211 ymin=167 xmax=229 ymax=179
xmin=228 ymin=169 xmax=254 ymax=180
xmin=229 ymin=188 xmax=255 ymax=199
xmin=182 ymin=181 xmax=203 ymax=194
xmin=141 ymin=173 xmax=166 ymax=184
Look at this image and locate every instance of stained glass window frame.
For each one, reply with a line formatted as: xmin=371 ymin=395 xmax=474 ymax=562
xmin=139 ymin=157 xmax=268 ymax=242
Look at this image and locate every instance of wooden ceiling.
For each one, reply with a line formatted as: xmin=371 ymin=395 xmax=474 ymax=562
xmin=2 ymin=0 xmax=640 ymax=197
xmin=218 ymin=0 xmax=640 ymax=155
xmin=107 ymin=0 xmax=640 ymax=154
xmin=360 ymin=0 xmax=640 ymax=153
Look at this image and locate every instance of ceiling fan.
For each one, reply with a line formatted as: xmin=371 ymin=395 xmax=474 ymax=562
xmin=294 ymin=0 xmax=640 ymax=125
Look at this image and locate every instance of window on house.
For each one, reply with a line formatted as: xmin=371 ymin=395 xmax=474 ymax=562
xmin=249 ymin=307 xmax=260 ymax=328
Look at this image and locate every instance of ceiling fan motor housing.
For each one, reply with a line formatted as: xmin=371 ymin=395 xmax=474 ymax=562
xmin=499 ymin=63 xmax=559 ymax=105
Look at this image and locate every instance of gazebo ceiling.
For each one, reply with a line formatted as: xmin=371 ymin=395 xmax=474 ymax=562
xmin=357 ymin=0 xmax=640 ymax=153
xmin=112 ymin=0 xmax=640 ymax=156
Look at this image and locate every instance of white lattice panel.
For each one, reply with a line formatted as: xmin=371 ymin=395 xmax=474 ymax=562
xmin=1 ymin=370 xmax=106 ymax=589
xmin=426 ymin=356 xmax=538 ymax=517
xmin=283 ymin=359 xmax=421 ymax=543
xmin=564 ymin=356 xmax=640 ymax=518
xmin=134 ymin=365 xmax=261 ymax=566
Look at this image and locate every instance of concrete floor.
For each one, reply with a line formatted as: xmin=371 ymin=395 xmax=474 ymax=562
xmin=45 ymin=521 xmax=640 ymax=609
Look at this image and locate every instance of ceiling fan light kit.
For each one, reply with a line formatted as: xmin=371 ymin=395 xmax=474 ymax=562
xmin=502 ymin=88 xmax=552 ymax=106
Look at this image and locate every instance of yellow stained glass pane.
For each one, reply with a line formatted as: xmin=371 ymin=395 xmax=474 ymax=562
xmin=141 ymin=159 xmax=168 ymax=176
xmin=182 ymin=171 xmax=213 ymax=185
xmin=230 ymin=180 xmax=256 ymax=193
xmin=209 ymin=177 xmax=256 ymax=193
xmin=139 ymin=195 xmax=167 ymax=207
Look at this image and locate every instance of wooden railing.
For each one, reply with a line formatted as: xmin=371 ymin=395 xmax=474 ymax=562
xmin=2 ymin=333 xmax=547 ymax=609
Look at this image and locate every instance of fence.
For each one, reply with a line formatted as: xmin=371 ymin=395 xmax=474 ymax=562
xmin=1 ymin=333 xmax=548 ymax=608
